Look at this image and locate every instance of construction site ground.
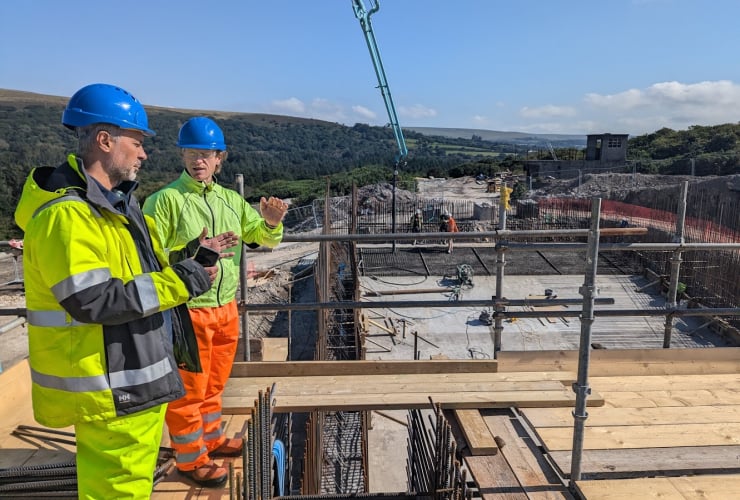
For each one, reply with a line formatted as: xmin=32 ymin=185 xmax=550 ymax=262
xmin=1 ymin=174 xmax=739 ymax=498
xmin=354 ymin=253 xmax=735 ymax=496
xmin=5 ymin=238 xmax=737 ymax=499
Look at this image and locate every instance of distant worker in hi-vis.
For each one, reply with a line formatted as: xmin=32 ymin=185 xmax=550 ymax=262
xmin=14 ymin=83 xmax=219 ymax=499
xmin=439 ymin=209 xmax=459 ymax=253
xmin=143 ymin=117 xmax=288 ymax=488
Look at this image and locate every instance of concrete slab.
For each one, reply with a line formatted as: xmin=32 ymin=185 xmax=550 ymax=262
xmin=361 ymin=274 xmax=727 ymax=362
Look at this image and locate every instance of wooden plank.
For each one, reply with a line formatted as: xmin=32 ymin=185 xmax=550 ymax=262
xmin=575 ymin=477 xmax=684 ymax=499
xmin=225 ymin=379 xmax=573 ymax=398
xmin=536 ymin=422 xmax=740 ymax=451
xmin=369 ymin=319 xmax=395 ymax=334
xmin=0 ymin=360 xmax=34 ymax=440
xmin=496 ymin=348 xmax=740 ymax=376
xmin=226 ymin=372 xmax=575 ymax=392
xmin=599 ymin=227 xmax=648 ymax=237
xmin=230 ymin=359 xmax=500 ymax=377
xmin=454 ymin=409 xmax=499 ymax=455
xmin=599 ymin=389 xmax=740 ymax=408
xmin=241 ymin=372 xmax=576 ymax=387
xmin=576 ymin=474 xmax=740 ymax=499
xmin=223 ymin=370 xmax=602 ymax=413
xmin=522 ymin=405 xmax=740 ymax=427
xmin=0 ymin=360 xmax=77 ymax=469
xmin=224 ymin=388 xmax=604 ymax=414
xmin=223 ymin=388 xmax=603 ymax=414
xmin=482 ymin=413 xmax=571 ymax=499
xmin=260 ymin=337 xmax=288 ymax=361
xmin=590 ymin=373 xmax=740 ymax=392
xmin=669 ymin=473 xmax=740 ymax=498
xmin=549 ymin=446 xmax=740 ymax=479
xmin=527 ymin=294 xmax=562 ymax=323
xmin=465 ymin=454 xmax=528 ymax=500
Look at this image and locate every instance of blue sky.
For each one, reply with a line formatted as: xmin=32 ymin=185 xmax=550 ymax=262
xmin=2 ymin=0 xmax=739 ymax=137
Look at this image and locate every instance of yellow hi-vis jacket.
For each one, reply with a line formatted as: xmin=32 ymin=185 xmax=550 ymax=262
xmin=14 ymin=155 xmax=211 ymax=428
xmin=143 ymin=170 xmax=283 ymax=308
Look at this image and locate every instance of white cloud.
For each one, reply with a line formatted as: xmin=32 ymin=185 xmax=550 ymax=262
xmin=583 ymin=80 xmax=740 ymax=134
xmin=267 ymin=97 xmax=391 ymax=124
xmin=309 ymin=98 xmax=346 ymax=122
xmin=352 ymin=105 xmax=377 ymax=120
xmin=398 ymin=104 xmax=437 ymax=120
xmin=272 ymin=81 xmax=740 ymax=135
xmin=516 ymin=80 xmax=740 ymax=135
xmin=271 ymin=97 xmax=305 ymax=114
xmin=584 ymin=88 xmax=644 ymax=110
xmin=268 ymin=97 xmax=350 ymax=123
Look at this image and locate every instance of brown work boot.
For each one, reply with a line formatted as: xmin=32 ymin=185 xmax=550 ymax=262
xmin=209 ymin=437 xmax=244 ymax=458
xmin=179 ymin=460 xmax=228 ymax=488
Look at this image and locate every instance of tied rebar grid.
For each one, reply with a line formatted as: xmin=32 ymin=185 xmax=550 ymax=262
xmin=313 ymin=239 xmax=366 ymax=495
xmin=320 ymin=411 xmax=365 ymax=494
xmin=407 ymin=405 xmax=472 ymax=500
xmin=245 ymin=386 xmax=276 ymax=500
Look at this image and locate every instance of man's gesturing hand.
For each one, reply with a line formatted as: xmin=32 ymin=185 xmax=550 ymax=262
xmin=260 ymin=197 xmax=288 ymax=228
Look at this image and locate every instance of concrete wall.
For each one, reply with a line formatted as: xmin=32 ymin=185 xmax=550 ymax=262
xmin=525 ymin=159 xmax=627 ymax=179
xmin=586 ymin=133 xmax=629 ymax=161
xmin=473 ymin=202 xmax=494 ymax=221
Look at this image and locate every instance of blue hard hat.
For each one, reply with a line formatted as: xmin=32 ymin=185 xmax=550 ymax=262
xmin=62 ymin=83 xmax=155 ymax=136
xmin=177 ymin=117 xmax=226 ymax=150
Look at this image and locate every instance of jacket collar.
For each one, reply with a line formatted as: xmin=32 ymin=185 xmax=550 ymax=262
xmin=179 ymin=170 xmax=218 ymax=194
xmin=68 ymin=154 xmax=138 ymax=214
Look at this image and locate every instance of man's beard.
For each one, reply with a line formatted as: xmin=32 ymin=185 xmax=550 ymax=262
xmin=106 ymin=162 xmax=138 ymax=187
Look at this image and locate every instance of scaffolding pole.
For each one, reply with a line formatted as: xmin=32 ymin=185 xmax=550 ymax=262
xmin=664 ymin=181 xmax=689 ymax=348
xmin=492 ymin=187 xmax=509 ymax=358
xmin=569 ymin=198 xmax=601 ymax=486
xmin=236 ymin=174 xmax=251 ymax=361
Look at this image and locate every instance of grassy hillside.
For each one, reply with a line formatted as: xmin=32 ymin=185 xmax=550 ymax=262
xmin=0 ymin=89 xmax=523 ymax=238
xmin=1 ymin=88 xmax=738 ymax=239
xmin=405 ymin=126 xmax=586 ymax=147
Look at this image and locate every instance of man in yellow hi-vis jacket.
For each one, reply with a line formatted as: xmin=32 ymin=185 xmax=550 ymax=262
xmin=14 ymin=84 xmax=220 ymax=500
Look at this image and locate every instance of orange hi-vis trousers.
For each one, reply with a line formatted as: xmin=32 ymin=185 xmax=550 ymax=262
xmin=165 ymin=299 xmax=239 ymax=471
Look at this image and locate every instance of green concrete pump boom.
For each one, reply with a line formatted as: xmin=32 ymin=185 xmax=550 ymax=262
xmin=351 ymin=0 xmax=408 ymax=164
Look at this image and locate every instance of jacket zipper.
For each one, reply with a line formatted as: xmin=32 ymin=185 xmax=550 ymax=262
xmin=203 ymin=189 xmax=225 ymax=307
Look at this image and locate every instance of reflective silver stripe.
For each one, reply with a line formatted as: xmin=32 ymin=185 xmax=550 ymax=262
xmin=52 ymin=268 xmax=112 ymax=302
xmin=109 ymin=358 xmax=172 ymax=389
xmin=133 ymin=274 xmax=161 ymax=315
xmin=176 ymin=446 xmax=208 ymax=464
xmin=32 ymin=193 xmax=102 ymax=219
xmin=203 ymin=410 xmax=221 ymax=424
xmin=171 ymin=428 xmax=202 ymax=445
xmin=27 ymin=310 xmax=88 ymax=327
xmin=31 ymin=194 xmax=85 ymax=219
xmin=204 ymin=428 xmax=223 ymax=442
xmin=30 ymin=366 xmax=109 ymax=393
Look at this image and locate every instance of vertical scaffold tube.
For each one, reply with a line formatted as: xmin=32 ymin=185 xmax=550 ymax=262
xmin=569 ymin=198 xmax=601 ymax=486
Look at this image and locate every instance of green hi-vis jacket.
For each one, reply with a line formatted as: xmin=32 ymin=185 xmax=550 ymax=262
xmin=142 ymin=170 xmax=283 ymax=309
xmin=14 ymin=155 xmax=211 ymax=428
